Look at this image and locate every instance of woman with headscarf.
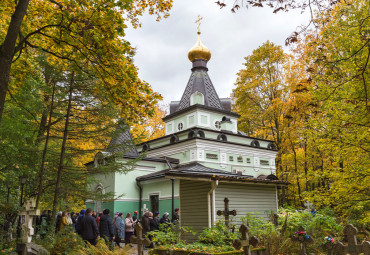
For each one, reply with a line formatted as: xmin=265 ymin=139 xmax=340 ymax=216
xmin=114 ymin=213 xmax=125 ymax=247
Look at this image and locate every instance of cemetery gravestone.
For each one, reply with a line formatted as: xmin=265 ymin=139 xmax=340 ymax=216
xmin=130 ymin=223 xmax=151 ymax=255
xmin=291 ymin=226 xmax=314 ymax=255
xmin=333 ymin=224 xmax=370 ymax=255
xmin=16 ymin=198 xmax=49 ymax=255
xmin=19 ymin=199 xmax=40 ymax=243
xmin=233 ymin=224 xmax=259 ymax=255
xmin=141 ymin=204 xmax=148 ymax=215
xmin=217 ymin=197 xmax=237 ymax=227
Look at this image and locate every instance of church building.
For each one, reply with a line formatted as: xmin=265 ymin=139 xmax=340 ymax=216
xmin=86 ymin=29 xmax=287 ymax=238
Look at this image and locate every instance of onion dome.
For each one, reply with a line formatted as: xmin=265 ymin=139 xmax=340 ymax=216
xmin=188 ymin=31 xmax=211 ymax=62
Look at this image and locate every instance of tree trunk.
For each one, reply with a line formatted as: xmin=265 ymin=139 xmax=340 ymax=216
xmin=292 ymin=144 xmax=303 ymax=207
xmin=0 ymin=0 xmax=30 ymax=123
xmin=36 ymin=81 xmax=56 ymax=208
xmin=51 ymin=72 xmax=74 ymax=225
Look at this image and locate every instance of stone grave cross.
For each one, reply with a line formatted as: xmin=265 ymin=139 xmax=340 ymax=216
xmin=291 ymin=226 xmax=314 ymax=255
xmin=141 ymin=204 xmax=148 ymax=215
xmin=304 ymin=200 xmax=313 ymax=211
xmin=217 ymin=197 xmax=237 ymax=227
xmin=333 ymin=224 xmax=370 ymax=255
xmin=19 ymin=198 xmax=40 ymax=243
xmin=130 ymin=223 xmax=151 ymax=255
xmin=233 ymin=224 xmax=259 ymax=255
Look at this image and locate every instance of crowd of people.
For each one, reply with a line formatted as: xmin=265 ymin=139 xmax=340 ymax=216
xmin=36 ymin=207 xmax=180 ymax=248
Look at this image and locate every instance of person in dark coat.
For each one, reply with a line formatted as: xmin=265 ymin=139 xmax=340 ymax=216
xmin=99 ymin=209 xmax=115 ymax=243
xmin=80 ymin=208 xmax=99 ymax=246
xmin=159 ymin=212 xmax=170 ymax=225
xmin=172 ymin=208 xmax=179 ymax=224
xmin=75 ymin=209 xmax=85 ymax=235
xmin=151 ymin=212 xmax=160 ymax=231
xmin=141 ymin=212 xmax=151 ymax=237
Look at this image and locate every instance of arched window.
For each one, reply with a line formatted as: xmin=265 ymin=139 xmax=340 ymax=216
xmin=267 ymin=142 xmax=276 ymax=150
xmin=170 ymin=135 xmax=179 ymax=144
xmin=251 ymin=140 xmax=260 ymax=147
xmin=188 ymin=129 xmax=205 ymax=139
xmin=190 ymin=91 xmax=204 ymax=105
xmin=197 ymin=130 xmax=205 ymax=138
xmin=217 ymin=134 xmax=227 ymax=141
xmin=142 ymin=143 xmax=150 ymax=152
xmin=188 ymin=130 xmax=196 ymax=139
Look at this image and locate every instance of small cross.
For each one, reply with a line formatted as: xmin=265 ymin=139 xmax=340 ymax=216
xmin=217 ymin=197 xmax=237 ymax=227
xmin=304 ymin=200 xmax=313 ymax=211
xmin=291 ymin=226 xmax=314 ymax=255
xmin=130 ymin=223 xmax=151 ymax=255
xmin=333 ymin=224 xmax=370 ymax=255
xmin=141 ymin=204 xmax=148 ymax=214
xmin=233 ymin=224 xmax=259 ymax=255
xmin=195 ymin=15 xmax=203 ymax=33
xmin=18 ymin=198 xmax=40 ymax=243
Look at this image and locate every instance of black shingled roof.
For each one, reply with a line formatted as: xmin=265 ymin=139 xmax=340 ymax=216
xmin=106 ymin=121 xmax=139 ymax=157
xmin=174 ymin=61 xmax=224 ymax=113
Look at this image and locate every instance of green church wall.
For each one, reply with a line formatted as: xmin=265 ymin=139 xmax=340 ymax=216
xmin=86 ymin=202 xmax=95 ymax=211
xmin=114 ymin=200 xmax=139 ymax=215
xmin=114 ymin=169 xmax=153 ymax=199
xmin=142 ymin=179 xmax=179 ymax=199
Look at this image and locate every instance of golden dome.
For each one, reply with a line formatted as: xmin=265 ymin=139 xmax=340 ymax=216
xmin=188 ymin=32 xmax=211 ymax=62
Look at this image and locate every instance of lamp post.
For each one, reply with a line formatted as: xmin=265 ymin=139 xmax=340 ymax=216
xmin=19 ymin=175 xmax=27 ymax=206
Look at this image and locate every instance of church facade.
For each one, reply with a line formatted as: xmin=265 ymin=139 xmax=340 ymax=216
xmin=86 ymin=30 xmax=287 ymax=237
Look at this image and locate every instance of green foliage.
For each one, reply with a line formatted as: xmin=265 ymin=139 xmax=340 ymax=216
xmin=198 ymin=221 xmax=238 ymax=246
xmin=49 ymin=228 xmax=85 ymax=255
xmin=279 ymin=208 xmax=343 ymax=242
xmin=151 ymin=242 xmax=235 ymax=254
xmin=149 ymin=223 xmax=196 ymax=245
xmin=239 ymin=209 xmax=344 ymax=254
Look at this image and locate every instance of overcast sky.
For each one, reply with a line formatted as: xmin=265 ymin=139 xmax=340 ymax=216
xmin=125 ymin=0 xmax=310 ymax=109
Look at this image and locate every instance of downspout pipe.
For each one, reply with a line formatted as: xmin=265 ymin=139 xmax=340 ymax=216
xmin=171 ymin=178 xmax=175 ymax=222
xmin=136 ymin=180 xmax=143 ymax=220
xmin=165 ymin=159 xmax=175 ymax=222
xmin=207 ymin=180 xmax=218 ymax=228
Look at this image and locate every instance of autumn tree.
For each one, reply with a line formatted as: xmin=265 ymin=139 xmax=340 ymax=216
xmin=233 ymin=41 xmax=290 ymax=168
xmin=0 ymin=0 xmax=173 ymax=123
xmin=297 ymin=0 xmax=370 ymax=224
xmin=131 ymin=104 xmax=166 ymax=142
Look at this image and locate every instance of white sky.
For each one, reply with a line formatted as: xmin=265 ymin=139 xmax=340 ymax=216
xmin=125 ymin=0 xmax=310 ymax=108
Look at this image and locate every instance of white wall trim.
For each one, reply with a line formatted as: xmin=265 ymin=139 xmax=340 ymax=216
xmin=187 ymin=113 xmax=197 ymax=128
xmin=165 ymin=121 xmax=174 ymax=135
xmin=197 ymin=112 xmax=210 ymax=127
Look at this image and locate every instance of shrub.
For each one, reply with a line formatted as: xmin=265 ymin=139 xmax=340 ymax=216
xmin=150 ymin=223 xmax=195 ymax=245
xmin=50 ymin=228 xmax=85 ymax=255
xmin=198 ymin=221 xmax=238 ymax=246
